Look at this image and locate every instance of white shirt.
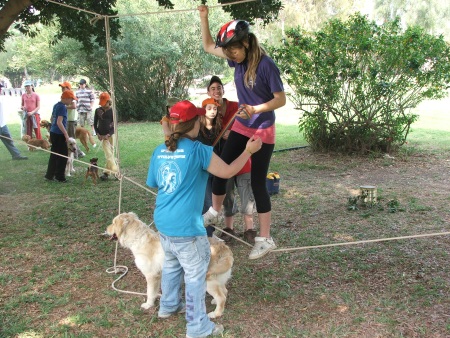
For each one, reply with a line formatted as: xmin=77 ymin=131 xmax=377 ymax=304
xmin=0 ymin=98 xmax=6 ymax=128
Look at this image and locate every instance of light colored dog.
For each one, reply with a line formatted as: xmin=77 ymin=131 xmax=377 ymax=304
xmin=65 ymin=137 xmax=79 ymax=177
xmin=22 ymin=135 xmax=50 ymax=151
xmin=106 ymin=212 xmax=233 ymax=318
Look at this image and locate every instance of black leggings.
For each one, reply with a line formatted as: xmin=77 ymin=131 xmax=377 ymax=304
xmin=212 ymin=131 xmax=274 ymax=213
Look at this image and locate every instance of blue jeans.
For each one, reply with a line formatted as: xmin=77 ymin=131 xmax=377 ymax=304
xmin=159 ymin=234 xmax=215 ymax=337
xmin=0 ymin=124 xmax=22 ymax=159
xmin=203 ymin=174 xmax=215 ymax=237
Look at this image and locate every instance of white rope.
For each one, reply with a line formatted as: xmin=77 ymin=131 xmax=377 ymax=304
xmin=109 ymin=0 xmax=257 ymax=18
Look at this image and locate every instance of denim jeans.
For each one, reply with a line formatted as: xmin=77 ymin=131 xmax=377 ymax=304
xmin=203 ymin=174 xmax=215 ymax=237
xmin=0 ymin=124 xmax=22 ymax=158
xmin=159 ymin=234 xmax=215 ymax=337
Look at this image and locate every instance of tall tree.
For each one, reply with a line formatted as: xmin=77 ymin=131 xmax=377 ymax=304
xmin=0 ymin=0 xmax=121 ymax=52
xmin=0 ymin=0 xmax=283 ymax=53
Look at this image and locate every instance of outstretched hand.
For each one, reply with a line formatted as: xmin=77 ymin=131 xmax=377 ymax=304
xmin=245 ymin=135 xmax=262 ymax=154
xmin=197 ymin=5 xmax=209 ymax=18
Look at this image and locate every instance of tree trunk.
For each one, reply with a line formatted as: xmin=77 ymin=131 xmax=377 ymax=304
xmin=0 ymin=0 xmax=34 ymax=40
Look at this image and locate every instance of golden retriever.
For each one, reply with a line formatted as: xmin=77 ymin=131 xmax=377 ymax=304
xmin=40 ymin=120 xmax=96 ymax=152
xmin=22 ymin=135 xmax=50 ymax=151
xmin=106 ymin=212 xmax=233 ymax=318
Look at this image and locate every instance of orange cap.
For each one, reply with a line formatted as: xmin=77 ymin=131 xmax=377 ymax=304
xmin=61 ymin=90 xmax=77 ymax=100
xmin=99 ymin=92 xmax=111 ymax=106
xmin=59 ymin=81 xmax=72 ymax=89
xmin=202 ymin=98 xmax=220 ymax=108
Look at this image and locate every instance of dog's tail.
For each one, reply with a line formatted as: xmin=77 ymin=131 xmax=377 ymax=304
xmin=88 ymin=132 xmax=96 ymax=146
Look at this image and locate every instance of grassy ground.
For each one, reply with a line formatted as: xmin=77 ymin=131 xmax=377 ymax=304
xmin=1 ymin=95 xmax=450 ymax=337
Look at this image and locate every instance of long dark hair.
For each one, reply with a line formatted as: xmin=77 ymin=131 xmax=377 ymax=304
xmin=223 ymin=32 xmax=266 ymax=88
xmin=165 ymin=117 xmax=198 ymax=152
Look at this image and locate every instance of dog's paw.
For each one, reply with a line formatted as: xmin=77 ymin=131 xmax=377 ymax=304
xmin=71 ymin=168 xmax=75 ymax=173
xmin=211 ymin=299 xmax=217 ymax=305
xmin=208 ymin=311 xmax=222 ymax=319
xmin=141 ymin=302 xmax=154 ymax=310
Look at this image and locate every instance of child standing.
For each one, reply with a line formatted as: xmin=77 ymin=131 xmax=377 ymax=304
xmin=197 ymin=98 xmax=221 ymax=237
xmin=160 ymin=97 xmax=179 ymax=141
xmin=146 ymin=100 xmax=262 ymax=338
xmin=44 ymin=90 xmax=74 ymax=182
xmin=93 ymin=92 xmax=118 ymax=181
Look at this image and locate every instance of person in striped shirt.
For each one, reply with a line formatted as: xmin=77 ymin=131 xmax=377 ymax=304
xmin=75 ymin=79 xmax=96 ymax=135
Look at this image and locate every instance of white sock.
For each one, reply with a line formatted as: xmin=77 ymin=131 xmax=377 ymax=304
xmin=208 ymin=206 xmax=218 ymax=216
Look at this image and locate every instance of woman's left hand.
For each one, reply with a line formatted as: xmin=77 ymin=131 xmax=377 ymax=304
xmin=236 ymin=104 xmax=254 ymax=119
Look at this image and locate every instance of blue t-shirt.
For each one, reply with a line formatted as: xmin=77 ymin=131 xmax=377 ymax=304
xmin=146 ymin=138 xmax=214 ymax=236
xmin=228 ymin=54 xmax=284 ymax=130
xmin=50 ymin=101 xmax=68 ymax=134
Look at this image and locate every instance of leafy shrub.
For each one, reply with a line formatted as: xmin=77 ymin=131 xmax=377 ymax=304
xmin=272 ymin=14 xmax=450 ymax=154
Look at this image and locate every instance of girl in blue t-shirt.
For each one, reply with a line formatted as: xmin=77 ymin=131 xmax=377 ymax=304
xmin=198 ymin=5 xmax=287 ymax=260
xmin=146 ymin=100 xmax=261 ymax=338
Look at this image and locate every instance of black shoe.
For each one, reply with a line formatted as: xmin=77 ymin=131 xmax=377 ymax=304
xmin=44 ymin=176 xmax=54 ymax=182
xmin=13 ymin=155 xmax=28 ymax=160
xmin=55 ymin=179 xmax=68 ymax=183
xmin=100 ymin=174 xmax=109 ymax=181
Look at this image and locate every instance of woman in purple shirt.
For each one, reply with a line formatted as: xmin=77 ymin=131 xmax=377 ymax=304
xmin=198 ymin=5 xmax=286 ymax=260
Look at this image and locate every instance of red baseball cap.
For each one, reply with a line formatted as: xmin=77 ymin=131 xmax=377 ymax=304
xmin=170 ymin=100 xmax=205 ymax=124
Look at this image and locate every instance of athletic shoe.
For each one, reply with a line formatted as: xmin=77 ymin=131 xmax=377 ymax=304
xmin=158 ymin=303 xmax=186 ymax=319
xmin=186 ymin=324 xmax=224 ymax=338
xmin=243 ymin=229 xmax=257 ymax=245
xmin=219 ymin=227 xmax=236 ymax=243
xmin=12 ymin=155 xmax=28 ymax=160
xmin=249 ymin=237 xmax=276 ymax=260
xmin=203 ymin=207 xmax=223 ymax=226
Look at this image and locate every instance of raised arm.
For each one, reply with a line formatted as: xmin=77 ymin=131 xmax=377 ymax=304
xmin=198 ymin=5 xmax=227 ymax=59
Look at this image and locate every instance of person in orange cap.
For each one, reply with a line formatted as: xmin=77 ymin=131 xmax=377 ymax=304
xmin=94 ymin=92 xmax=118 ymax=181
xmin=44 ymin=90 xmax=77 ymax=183
xmin=59 ymin=81 xmax=77 ymax=138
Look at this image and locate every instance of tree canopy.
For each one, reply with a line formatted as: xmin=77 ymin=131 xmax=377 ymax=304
xmin=0 ymin=0 xmax=283 ymax=52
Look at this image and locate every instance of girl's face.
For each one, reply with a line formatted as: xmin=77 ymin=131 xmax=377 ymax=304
xmin=223 ymin=45 xmax=247 ymax=63
xmin=208 ymin=82 xmax=224 ymax=101
xmin=205 ymin=104 xmax=218 ymax=119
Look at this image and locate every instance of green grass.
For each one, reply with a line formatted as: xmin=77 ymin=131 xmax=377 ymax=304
xmin=1 ymin=97 xmax=450 ymax=337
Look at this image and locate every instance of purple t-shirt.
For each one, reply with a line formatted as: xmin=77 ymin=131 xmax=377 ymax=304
xmin=228 ymin=55 xmax=284 ymax=143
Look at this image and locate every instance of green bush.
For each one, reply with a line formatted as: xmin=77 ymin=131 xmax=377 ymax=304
xmin=272 ymin=14 xmax=450 ymax=154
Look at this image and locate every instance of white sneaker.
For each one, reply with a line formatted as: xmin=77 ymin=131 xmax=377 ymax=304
xmin=249 ymin=237 xmax=276 ymax=260
xmin=203 ymin=207 xmax=223 ymax=226
xmin=186 ymin=324 xmax=224 ymax=338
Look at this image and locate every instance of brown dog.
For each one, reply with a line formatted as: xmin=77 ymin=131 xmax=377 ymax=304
xmin=40 ymin=120 xmax=96 ymax=152
xmin=106 ymin=212 xmax=233 ymax=318
xmin=40 ymin=119 xmax=51 ymax=132
xmin=76 ymin=127 xmax=96 ymax=152
xmin=85 ymin=158 xmax=99 ymax=185
xmin=22 ymin=135 xmax=50 ymax=151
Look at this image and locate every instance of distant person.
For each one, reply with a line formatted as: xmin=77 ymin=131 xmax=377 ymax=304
xmin=21 ymin=80 xmax=42 ymax=139
xmin=160 ymin=97 xmax=179 ymax=141
xmin=0 ymin=97 xmax=28 ymax=160
xmin=59 ymin=81 xmax=77 ymax=138
xmin=94 ymin=92 xmax=118 ymax=181
xmin=75 ymin=79 xmax=96 ymax=135
xmin=45 ymin=90 xmax=74 ymax=183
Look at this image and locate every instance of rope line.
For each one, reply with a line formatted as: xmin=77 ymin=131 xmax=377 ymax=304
xmin=0 ymin=134 xmax=156 ymax=196
xmin=270 ymin=231 xmax=450 ymax=252
xmin=45 ymin=0 xmax=100 ymax=16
